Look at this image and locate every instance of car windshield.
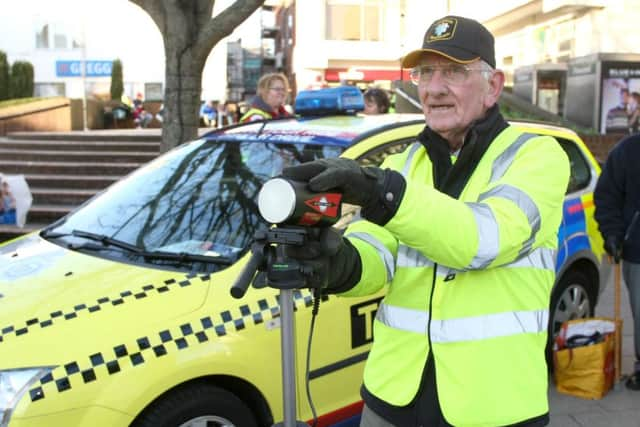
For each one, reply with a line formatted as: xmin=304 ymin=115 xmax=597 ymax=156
xmin=44 ymin=138 xmax=343 ymax=272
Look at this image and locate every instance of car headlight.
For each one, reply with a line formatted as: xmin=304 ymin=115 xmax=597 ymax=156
xmin=1 ymin=367 xmax=55 ymax=427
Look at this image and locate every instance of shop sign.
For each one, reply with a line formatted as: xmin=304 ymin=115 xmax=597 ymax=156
xmin=55 ymin=60 xmax=113 ymax=77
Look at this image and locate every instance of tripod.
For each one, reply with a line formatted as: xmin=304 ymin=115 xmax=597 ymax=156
xmin=231 ymin=227 xmax=330 ymax=427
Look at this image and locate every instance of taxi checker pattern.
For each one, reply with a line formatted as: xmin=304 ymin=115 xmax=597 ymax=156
xmin=0 ymin=274 xmax=209 ymax=344
xmin=28 ymin=288 xmax=316 ymax=403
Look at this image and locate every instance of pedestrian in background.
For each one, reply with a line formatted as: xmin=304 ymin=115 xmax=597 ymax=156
xmin=240 ymin=72 xmax=292 ymax=123
xmin=363 ymin=87 xmax=390 ymax=115
xmin=132 ymin=92 xmax=153 ymax=128
xmin=200 ymin=100 xmax=217 ymax=127
xmin=282 ymin=15 xmax=569 ymax=426
xmin=594 ymin=134 xmax=640 ymax=391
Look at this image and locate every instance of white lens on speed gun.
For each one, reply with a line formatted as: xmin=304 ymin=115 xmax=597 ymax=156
xmin=258 ymin=177 xmax=342 ymax=226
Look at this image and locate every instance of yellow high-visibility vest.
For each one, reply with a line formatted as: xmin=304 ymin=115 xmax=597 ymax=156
xmin=240 ymin=108 xmax=272 ymax=123
xmin=342 ymin=126 xmax=570 ymax=426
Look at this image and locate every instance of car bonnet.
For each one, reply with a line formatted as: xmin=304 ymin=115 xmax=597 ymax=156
xmin=0 ymin=234 xmax=210 ymax=366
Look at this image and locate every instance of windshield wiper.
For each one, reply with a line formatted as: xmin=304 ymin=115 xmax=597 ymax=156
xmin=140 ymin=250 xmax=232 ymax=265
xmin=71 ymin=229 xmax=144 ymax=253
xmin=41 ymin=228 xmax=233 ymax=265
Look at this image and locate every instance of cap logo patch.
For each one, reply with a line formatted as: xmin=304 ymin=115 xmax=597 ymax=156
xmin=428 ymin=18 xmax=457 ymax=41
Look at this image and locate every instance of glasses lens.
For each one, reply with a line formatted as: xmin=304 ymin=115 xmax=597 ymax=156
xmin=409 ymin=68 xmax=422 ymax=86
xmin=409 ymin=65 xmax=476 ymax=85
xmin=445 ymin=65 xmax=469 ymax=84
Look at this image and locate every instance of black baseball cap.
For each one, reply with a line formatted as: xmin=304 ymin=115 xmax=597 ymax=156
xmin=401 ymin=16 xmax=495 ymax=69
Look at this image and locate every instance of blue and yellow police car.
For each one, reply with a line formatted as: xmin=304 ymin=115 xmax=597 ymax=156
xmin=0 ymin=87 xmax=609 ymax=427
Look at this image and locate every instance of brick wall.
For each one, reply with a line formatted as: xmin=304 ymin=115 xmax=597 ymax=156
xmin=0 ymin=98 xmax=72 ymax=136
xmin=579 ymin=133 xmax=625 ymax=165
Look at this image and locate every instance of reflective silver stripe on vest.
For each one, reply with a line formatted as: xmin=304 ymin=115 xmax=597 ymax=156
xmin=402 ymin=143 xmax=422 ymax=177
xmin=376 ymin=302 xmax=428 ymax=334
xmin=462 ymin=133 xmax=540 ymax=269
xmin=479 ymin=183 xmax=542 ymax=260
xmin=396 ymin=244 xmax=434 ymax=268
xmin=395 ymin=245 xmax=554 ymax=274
xmin=465 ymin=203 xmax=500 ymax=269
xmin=376 ymin=302 xmax=548 ymax=342
xmin=430 ymin=309 xmax=549 ymax=343
xmin=489 ymin=133 xmax=536 ymax=183
xmin=505 ymin=246 xmax=556 ymax=271
xmin=347 ymin=232 xmax=395 ymax=282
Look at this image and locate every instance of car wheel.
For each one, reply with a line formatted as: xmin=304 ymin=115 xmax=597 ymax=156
xmin=132 ymin=383 xmax=259 ymax=427
xmin=546 ymin=269 xmax=597 ymax=368
xmin=550 ymin=269 xmax=596 ymax=336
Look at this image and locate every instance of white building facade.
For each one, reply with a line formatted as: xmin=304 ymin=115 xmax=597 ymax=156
xmin=288 ymin=0 xmax=640 ymax=88
xmin=291 ymin=0 xmax=446 ymax=91
xmin=0 ymin=0 xmax=234 ymax=103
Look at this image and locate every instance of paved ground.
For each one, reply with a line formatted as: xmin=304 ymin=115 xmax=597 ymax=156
xmin=548 ymin=265 xmax=639 ymax=427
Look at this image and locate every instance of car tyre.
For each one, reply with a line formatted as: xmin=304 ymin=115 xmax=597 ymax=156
xmin=546 ymin=269 xmax=597 ymax=369
xmin=131 ymin=383 xmax=259 ymax=427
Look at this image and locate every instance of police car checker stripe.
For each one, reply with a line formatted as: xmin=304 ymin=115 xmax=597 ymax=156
xmin=0 ymin=274 xmax=208 ymax=344
xmin=28 ymin=290 xmax=317 ymax=402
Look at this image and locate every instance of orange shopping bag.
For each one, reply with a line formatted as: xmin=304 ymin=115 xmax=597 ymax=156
xmin=553 ymin=317 xmax=616 ymax=399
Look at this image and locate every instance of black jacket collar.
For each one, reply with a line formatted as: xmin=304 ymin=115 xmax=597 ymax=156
xmin=417 ymin=104 xmax=508 ymax=198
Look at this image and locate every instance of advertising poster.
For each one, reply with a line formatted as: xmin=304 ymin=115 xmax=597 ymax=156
xmin=0 ymin=174 xmax=33 ymax=228
xmin=600 ymin=63 xmax=640 ymax=134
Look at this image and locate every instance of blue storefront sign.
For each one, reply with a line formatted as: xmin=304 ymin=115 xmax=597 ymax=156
xmin=55 ymin=60 xmax=113 ymax=77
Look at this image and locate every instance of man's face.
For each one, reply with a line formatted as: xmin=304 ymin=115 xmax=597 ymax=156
xmin=415 ymin=53 xmax=502 ymax=144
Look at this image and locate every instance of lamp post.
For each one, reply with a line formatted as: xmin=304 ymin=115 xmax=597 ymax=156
xmin=81 ymin=20 xmax=88 ymax=131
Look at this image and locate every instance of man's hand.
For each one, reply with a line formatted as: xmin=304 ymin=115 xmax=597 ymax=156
xmin=284 ymin=227 xmax=361 ymax=293
xmin=282 ymin=158 xmax=385 ymax=208
xmin=604 ymin=235 xmax=622 ymax=264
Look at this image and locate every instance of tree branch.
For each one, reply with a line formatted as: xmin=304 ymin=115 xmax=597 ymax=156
xmin=197 ymin=0 xmax=265 ymax=59
xmin=195 ymin=0 xmax=215 ymax=31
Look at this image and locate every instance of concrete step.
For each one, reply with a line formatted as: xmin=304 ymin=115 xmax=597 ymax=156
xmin=0 ymin=129 xmax=198 ymax=244
xmin=0 ymin=160 xmax=142 ymax=175
xmin=26 ymin=204 xmax=74 ymax=225
xmin=7 ymin=130 xmax=162 ymax=142
xmin=0 ymin=223 xmax=43 ymax=243
xmin=0 ymin=139 xmax=161 ymax=152
xmin=0 ymin=148 xmax=157 ymax=163
xmin=24 ymin=174 xmax=119 ymax=190
xmin=30 ymin=188 xmax=98 ymax=205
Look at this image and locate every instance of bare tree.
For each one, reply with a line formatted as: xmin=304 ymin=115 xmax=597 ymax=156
xmin=131 ymin=0 xmax=265 ymax=152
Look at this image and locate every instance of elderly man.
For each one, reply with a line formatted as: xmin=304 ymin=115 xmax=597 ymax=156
xmin=283 ymin=16 xmax=569 ymax=426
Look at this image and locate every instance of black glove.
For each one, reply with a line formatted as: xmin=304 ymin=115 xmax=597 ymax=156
xmin=604 ymin=235 xmax=622 ymax=264
xmin=284 ymin=227 xmax=362 ymax=293
xmin=283 ymin=158 xmax=384 ymax=207
xmin=282 ymin=158 xmax=406 ymax=225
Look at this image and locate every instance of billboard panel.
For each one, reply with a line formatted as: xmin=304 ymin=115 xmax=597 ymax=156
xmin=600 ymin=62 xmax=640 ymax=134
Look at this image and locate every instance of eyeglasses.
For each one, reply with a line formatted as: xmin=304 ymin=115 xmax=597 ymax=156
xmin=409 ymin=64 xmax=491 ymax=86
xmin=269 ymin=87 xmax=287 ymax=93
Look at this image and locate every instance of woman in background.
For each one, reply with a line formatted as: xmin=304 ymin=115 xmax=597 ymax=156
xmin=240 ymin=73 xmax=292 ymax=123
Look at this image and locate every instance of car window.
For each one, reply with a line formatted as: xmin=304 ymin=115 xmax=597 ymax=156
xmin=356 ymin=138 xmax=416 ymax=167
xmin=556 ymin=138 xmax=592 ymax=194
xmin=333 ymin=138 xmax=415 ymax=230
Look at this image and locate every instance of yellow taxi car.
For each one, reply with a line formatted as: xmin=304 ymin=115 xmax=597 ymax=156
xmin=0 ymin=87 xmax=609 ymax=427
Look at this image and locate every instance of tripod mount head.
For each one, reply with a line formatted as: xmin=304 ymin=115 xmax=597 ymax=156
xmin=230 ymin=177 xmax=344 ymax=299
